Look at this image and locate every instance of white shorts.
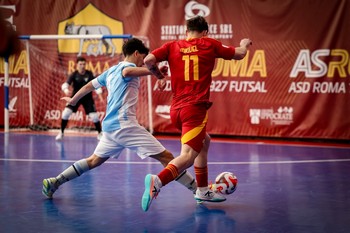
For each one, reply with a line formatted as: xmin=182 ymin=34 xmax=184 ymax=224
xmin=94 ymin=125 xmax=165 ymax=159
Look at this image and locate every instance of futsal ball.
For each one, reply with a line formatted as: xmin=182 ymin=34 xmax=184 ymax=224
xmin=212 ymin=172 xmax=238 ymax=195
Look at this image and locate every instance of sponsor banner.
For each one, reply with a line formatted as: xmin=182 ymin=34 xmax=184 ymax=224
xmin=0 ymin=0 xmax=349 ymax=139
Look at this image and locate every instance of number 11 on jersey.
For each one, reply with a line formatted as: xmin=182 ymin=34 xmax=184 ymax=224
xmin=182 ymin=55 xmax=199 ymax=81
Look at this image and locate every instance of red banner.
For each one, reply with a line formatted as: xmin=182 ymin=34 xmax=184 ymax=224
xmin=0 ymin=0 xmax=349 ymax=140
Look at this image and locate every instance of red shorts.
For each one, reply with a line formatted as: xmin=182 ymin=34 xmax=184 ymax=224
xmin=170 ymin=104 xmax=208 ymax=153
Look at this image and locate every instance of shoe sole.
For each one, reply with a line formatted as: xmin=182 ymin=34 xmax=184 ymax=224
xmin=42 ymin=179 xmax=53 ymax=199
xmin=196 ymin=200 xmax=204 ymax=204
xmin=141 ymin=174 xmax=154 ymax=212
xmin=194 ymin=197 xmax=226 ymax=203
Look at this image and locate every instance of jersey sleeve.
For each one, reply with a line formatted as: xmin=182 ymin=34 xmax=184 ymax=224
xmin=92 ymin=78 xmax=102 ymax=89
xmin=151 ymin=41 xmax=171 ymax=62
xmin=95 ymin=70 xmax=109 ymax=87
xmin=120 ymin=62 xmax=136 ymax=80
xmin=212 ymin=39 xmax=236 ymax=60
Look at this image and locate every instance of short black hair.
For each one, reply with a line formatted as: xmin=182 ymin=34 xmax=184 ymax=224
xmin=122 ymin=38 xmax=149 ymax=56
xmin=186 ymin=16 xmax=209 ymax=32
xmin=76 ymin=56 xmax=86 ymax=63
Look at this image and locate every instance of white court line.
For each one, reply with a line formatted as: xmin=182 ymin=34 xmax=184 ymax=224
xmin=1 ymin=158 xmax=350 ymax=165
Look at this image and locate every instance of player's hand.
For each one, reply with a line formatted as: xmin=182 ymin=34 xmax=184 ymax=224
xmin=159 ymin=65 xmax=168 ymax=76
xmin=240 ymin=38 xmax=252 ymax=48
xmin=60 ymin=97 xmax=76 ymax=106
xmin=157 ymin=79 xmax=166 ymax=91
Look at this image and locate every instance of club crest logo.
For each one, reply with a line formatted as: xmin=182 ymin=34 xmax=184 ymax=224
xmin=57 ymin=3 xmax=124 ymax=56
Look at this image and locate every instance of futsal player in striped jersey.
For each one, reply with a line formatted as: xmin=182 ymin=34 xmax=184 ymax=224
xmin=142 ymin=16 xmax=252 ymax=211
xmin=42 ymin=38 xmax=197 ymax=199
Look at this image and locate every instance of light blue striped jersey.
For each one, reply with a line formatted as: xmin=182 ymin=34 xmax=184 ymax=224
xmin=92 ymin=61 xmax=140 ymax=132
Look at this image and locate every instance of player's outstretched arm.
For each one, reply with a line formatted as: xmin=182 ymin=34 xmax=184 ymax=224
xmin=144 ymin=54 xmax=166 ymax=80
xmin=122 ymin=67 xmax=152 ymax=78
xmin=61 ymin=81 xmax=95 ymax=106
xmin=123 ymin=64 xmax=168 ymax=80
xmin=233 ymin=38 xmax=252 ymax=60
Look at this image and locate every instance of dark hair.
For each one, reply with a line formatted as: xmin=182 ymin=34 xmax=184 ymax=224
xmin=76 ymin=56 xmax=86 ymax=63
xmin=122 ymin=38 xmax=149 ymax=56
xmin=186 ymin=16 xmax=209 ymax=32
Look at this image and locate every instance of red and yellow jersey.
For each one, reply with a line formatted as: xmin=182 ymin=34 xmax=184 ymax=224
xmin=152 ymin=37 xmax=235 ymax=109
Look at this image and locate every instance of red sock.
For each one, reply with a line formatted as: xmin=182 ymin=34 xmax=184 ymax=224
xmin=158 ymin=164 xmax=179 ymax=187
xmin=194 ymin=166 xmax=208 ymax=187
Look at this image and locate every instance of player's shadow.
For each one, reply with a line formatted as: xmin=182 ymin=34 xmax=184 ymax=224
xmin=157 ymin=204 xmax=236 ymax=233
xmin=43 ymin=199 xmax=101 ymax=233
xmin=192 ymin=204 xmax=236 ymax=233
xmin=55 ymin=141 xmax=66 ymax=159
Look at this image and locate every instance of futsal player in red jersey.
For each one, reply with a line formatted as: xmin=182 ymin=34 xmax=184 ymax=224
xmin=141 ymin=16 xmax=252 ymax=211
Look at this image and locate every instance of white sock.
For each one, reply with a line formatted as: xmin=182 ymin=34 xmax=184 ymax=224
xmin=56 ymin=159 xmax=89 ymax=186
xmin=198 ymin=186 xmax=209 ymax=192
xmin=175 ymin=170 xmax=197 ymax=192
xmin=155 ymin=176 xmax=163 ymax=189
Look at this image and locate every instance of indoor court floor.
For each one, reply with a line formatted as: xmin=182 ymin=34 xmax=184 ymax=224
xmin=0 ymin=132 xmax=349 ymax=233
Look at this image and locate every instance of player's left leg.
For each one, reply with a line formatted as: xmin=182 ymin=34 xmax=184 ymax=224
xmin=88 ymin=112 xmax=102 ymax=139
xmin=113 ymin=126 xmax=197 ymax=211
xmin=153 ymin=105 xmax=208 ymax=189
xmin=42 ymin=154 xmax=108 ymax=199
xmin=150 ymin=150 xmax=197 ymax=193
xmin=121 ymin=125 xmax=197 ymax=192
xmin=43 ymin=130 xmax=126 ymax=199
xmin=56 ymin=107 xmax=73 ymax=140
xmin=83 ymin=100 xmax=102 ymax=139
